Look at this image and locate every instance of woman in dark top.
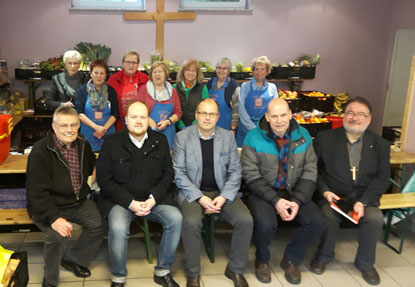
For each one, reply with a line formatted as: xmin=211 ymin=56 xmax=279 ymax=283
xmin=172 ymin=59 xmax=209 ymax=130
xmin=75 ymin=59 xmax=119 ymax=151
xmin=45 ymin=50 xmax=87 ymax=110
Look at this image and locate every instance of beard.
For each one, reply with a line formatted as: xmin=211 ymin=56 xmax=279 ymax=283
xmin=128 ymin=126 xmax=147 ymax=138
xmin=344 ymin=122 xmax=369 ymax=136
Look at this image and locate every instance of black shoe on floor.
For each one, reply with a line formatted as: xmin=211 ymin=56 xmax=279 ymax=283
xmin=361 ymin=267 xmax=380 ymax=285
xmin=110 ymin=282 xmax=125 ymax=287
xmin=154 ymin=273 xmax=180 ymax=287
xmin=310 ymin=257 xmax=327 ymax=275
xmin=224 ymin=266 xmax=249 ymax=287
xmin=42 ymin=278 xmax=56 ymax=287
xmin=61 ymin=259 xmax=91 ymax=278
xmin=186 ymin=276 xmax=200 ymax=287
xmin=280 ymin=255 xmax=301 ymax=285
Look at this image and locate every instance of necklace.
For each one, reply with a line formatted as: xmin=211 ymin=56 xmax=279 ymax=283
xmin=346 ymin=142 xmax=363 ymax=181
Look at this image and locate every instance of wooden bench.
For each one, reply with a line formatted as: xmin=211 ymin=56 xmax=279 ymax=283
xmin=380 ymin=193 xmax=415 ymax=254
xmin=0 ymin=209 xmax=32 ymax=225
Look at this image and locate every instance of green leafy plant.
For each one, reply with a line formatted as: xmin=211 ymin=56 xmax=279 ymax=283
xmin=74 ymin=42 xmax=112 ymax=67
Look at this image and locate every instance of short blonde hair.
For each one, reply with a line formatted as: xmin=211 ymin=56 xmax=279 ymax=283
xmin=149 ymin=61 xmax=170 ymax=82
xmin=177 ymin=58 xmax=204 ymax=84
xmin=63 ymin=50 xmax=82 ymax=64
xmin=122 ymin=50 xmax=140 ymax=64
xmin=252 ymin=56 xmax=272 ymax=74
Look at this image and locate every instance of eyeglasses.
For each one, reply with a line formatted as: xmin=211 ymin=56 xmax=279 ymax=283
xmin=197 ymin=111 xmax=218 ymax=118
xmin=216 ymin=66 xmax=228 ymax=70
xmin=344 ymin=111 xmax=370 ymax=119
xmin=124 ymin=61 xmax=139 ymax=65
xmin=55 ymin=123 xmax=80 ymax=130
xmin=185 ymin=69 xmax=197 ymax=73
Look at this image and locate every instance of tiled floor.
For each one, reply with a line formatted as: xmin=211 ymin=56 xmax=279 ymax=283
xmin=2 ymin=226 xmax=415 ymax=287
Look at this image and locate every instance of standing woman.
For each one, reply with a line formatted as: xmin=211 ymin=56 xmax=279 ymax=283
xmin=206 ymin=58 xmax=240 ymax=132
xmin=75 ymin=59 xmax=119 ymax=151
xmin=45 ymin=50 xmax=88 ymax=110
xmin=137 ymin=61 xmax=182 ymax=150
xmin=173 ymin=59 xmax=209 ymax=130
xmin=236 ymin=56 xmax=278 ymax=146
xmin=107 ymin=50 xmax=149 ymax=131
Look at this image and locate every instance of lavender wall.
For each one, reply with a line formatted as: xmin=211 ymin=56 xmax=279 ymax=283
xmin=0 ymin=0 xmax=398 ymax=132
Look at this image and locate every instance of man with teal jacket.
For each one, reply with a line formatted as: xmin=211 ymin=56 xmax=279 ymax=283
xmin=241 ymin=98 xmax=326 ymax=285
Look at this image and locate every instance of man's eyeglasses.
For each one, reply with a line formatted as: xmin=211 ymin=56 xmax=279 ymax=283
xmin=124 ymin=61 xmax=138 ymax=65
xmin=55 ymin=123 xmax=80 ymax=129
xmin=344 ymin=111 xmax=370 ymax=119
xmin=197 ymin=111 xmax=218 ymax=118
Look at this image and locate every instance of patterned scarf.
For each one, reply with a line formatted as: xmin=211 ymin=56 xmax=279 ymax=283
xmin=146 ymin=81 xmax=173 ymax=102
xmin=87 ymin=79 xmax=108 ymax=111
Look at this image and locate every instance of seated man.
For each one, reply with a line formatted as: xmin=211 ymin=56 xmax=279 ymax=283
xmin=241 ymin=98 xmax=326 ymax=285
xmin=26 ymin=106 xmax=103 ymax=287
xmin=311 ymin=97 xmax=390 ymax=285
xmin=96 ymin=100 xmax=182 ymax=287
xmin=173 ymin=99 xmax=253 ymax=287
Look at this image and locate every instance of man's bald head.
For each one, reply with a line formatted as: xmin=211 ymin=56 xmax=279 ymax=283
xmin=265 ymin=98 xmax=292 ymax=137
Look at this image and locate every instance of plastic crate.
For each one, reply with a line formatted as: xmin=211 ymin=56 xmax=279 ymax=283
xmin=271 ymin=66 xmax=316 ymax=79
xmin=285 ymin=98 xmax=303 ymax=113
xmin=0 ymin=115 xmax=12 ymax=164
xmin=326 ymin=116 xmax=344 ymax=129
xmin=300 ymin=92 xmax=334 ymax=113
xmin=300 ymin=122 xmax=332 ymax=138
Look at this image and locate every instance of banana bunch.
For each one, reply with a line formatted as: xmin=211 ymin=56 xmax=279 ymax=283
xmin=333 ymin=93 xmax=349 ymax=113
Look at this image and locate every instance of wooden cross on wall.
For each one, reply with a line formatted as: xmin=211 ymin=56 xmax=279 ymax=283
xmin=124 ymin=0 xmax=196 ymax=53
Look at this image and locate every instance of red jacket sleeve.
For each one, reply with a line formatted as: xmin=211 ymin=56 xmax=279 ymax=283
xmin=137 ymin=85 xmax=155 ymax=113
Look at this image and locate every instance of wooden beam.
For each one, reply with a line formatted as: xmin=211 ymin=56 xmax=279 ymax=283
xmin=401 ymin=55 xmax=415 ymax=152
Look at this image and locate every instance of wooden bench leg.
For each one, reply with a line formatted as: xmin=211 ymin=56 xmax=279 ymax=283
xmin=383 ymin=209 xmax=410 ymax=254
xmin=135 ymin=218 xmax=153 ymax=264
xmin=202 ymin=214 xmax=215 ymax=263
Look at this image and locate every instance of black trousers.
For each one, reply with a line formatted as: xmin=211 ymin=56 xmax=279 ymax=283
xmin=33 ymin=199 xmax=104 ymax=286
xmin=247 ymin=194 xmax=326 ymax=265
xmin=316 ymin=201 xmax=384 ymax=271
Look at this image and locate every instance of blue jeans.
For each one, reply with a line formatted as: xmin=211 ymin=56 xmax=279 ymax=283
xmin=108 ymin=204 xmax=182 ymax=281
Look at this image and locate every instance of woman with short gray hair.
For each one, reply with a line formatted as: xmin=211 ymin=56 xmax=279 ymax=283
xmin=45 ymin=50 xmax=88 ymax=110
xmin=206 ymin=58 xmax=240 ymax=132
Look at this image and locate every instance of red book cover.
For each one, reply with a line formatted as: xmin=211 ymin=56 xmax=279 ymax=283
xmin=330 ymin=200 xmax=359 ymax=224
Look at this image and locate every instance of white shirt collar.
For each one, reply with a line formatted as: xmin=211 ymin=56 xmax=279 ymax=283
xmin=128 ymin=132 xmax=148 ymax=149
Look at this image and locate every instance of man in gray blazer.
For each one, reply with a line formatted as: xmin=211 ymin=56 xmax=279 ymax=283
xmin=173 ymin=99 xmax=253 ymax=287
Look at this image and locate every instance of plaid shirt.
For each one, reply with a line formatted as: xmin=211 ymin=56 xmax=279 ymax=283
xmin=54 ymin=135 xmax=81 ymax=195
xmin=271 ymin=132 xmax=290 ymax=190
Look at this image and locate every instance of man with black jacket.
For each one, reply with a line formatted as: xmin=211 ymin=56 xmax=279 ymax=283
xmin=96 ymin=101 xmax=182 ymax=287
xmin=26 ymin=106 xmax=103 ymax=287
xmin=311 ymin=97 xmax=390 ymax=285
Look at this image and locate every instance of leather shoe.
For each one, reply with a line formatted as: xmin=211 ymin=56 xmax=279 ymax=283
xmin=224 ymin=266 xmax=249 ymax=287
xmin=186 ymin=276 xmax=200 ymax=287
xmin=61 ymin=259 xmax=91 ymax=278
xmin=361 ymin=267 xmax=380 ymax=285
xmin=310 ymin=257 xmax=326 ymax=275
xmin=255 ymin=261 xmax=271 ymax=283
xmin=154 ymin=273 xmax=179 ymax=287
xmin=42 ymin=278 xmax=56 ymax=287
xmin=280 ymin=255 xmax=301 ymax=284
xmin=110 ymin=282 xmax=125 ymax=287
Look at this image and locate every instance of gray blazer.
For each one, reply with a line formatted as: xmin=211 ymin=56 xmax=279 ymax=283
xmin=172 ymin=125 xmax=242 ymax=203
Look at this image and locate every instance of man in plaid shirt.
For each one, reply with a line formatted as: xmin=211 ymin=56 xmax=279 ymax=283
xmin=26 ymin=106 xmax=103 ymax=287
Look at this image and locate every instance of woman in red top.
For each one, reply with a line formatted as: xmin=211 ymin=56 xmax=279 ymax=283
xmin=107 ymin=50 xmax=149 ymax=131
xmin=137 ymin=61 xmax=182 ymax=150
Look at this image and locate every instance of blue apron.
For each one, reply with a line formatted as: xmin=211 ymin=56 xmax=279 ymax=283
xmin=150 ymin=89 xmax=176 ymax=150
xmin=209 ymin=80 xmax=232 ymax=130
xmin=236 ymin=80 xmax=271 ymax=146
xmin=81 ymin=95 xmax=115 ymax=151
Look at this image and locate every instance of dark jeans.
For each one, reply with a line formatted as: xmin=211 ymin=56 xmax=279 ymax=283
xmin=247 ymin=194 xmax=326 ymax=265
xmin=180 ymin=191 xmax=253 ymax=277
xmin=317 ymin=202 xmax=384 ymax=270
xmin=33 ymin=199 xmax=104 ymax=286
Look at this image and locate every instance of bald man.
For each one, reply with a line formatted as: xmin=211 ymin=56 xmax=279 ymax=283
xmin=241 ymin=98 xmax=326 ymax=285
